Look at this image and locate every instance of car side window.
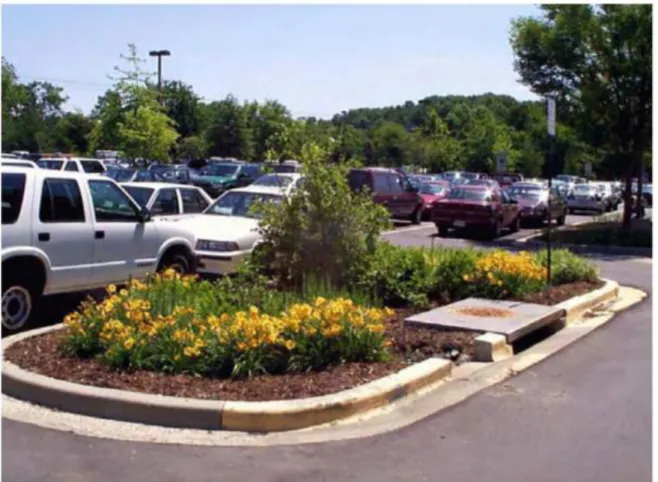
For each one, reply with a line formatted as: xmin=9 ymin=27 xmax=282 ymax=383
xmin=180 ymin=189 xmax=208 ymax=213
xmin=387 ymin=174 xmax=404 ymax=194
xmin=39 ymin=178 xmax=85 ymax=223
xmin=151 ymin=188 xmax=180 ymax=215
xmin=88 ymin=180 xmax=139 ymax=222
xmin=372 ymin=173 xmax=390 ymax=193
xmin=64 ymin=161 xmax=79 ymax=172
xmin=499 ymin=191 xmax=508 ymax=203
xmin=2 ymin=173 xmax=27 ymax=225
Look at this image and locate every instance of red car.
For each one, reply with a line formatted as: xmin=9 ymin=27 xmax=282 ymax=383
xmin=348 ymin=167 xmax=424 ymax=224
xmin=419 ymin=180 xmax=451 ymax=220
xmin=431 ymin=185 xmax=521 ymax=239
xmin=491 ymin=172 xmax=524 ymax=189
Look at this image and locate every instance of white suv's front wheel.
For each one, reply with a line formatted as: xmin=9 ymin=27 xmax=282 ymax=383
xmin=2 ymin=284 xmax=34 ymax=332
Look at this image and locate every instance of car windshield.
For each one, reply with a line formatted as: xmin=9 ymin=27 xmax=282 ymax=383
xmin=134 ymin=170 xmax=163 ymax=182
xmin=81 ymin=160 xmax=105 ymax=173
xmin=508 ymin=185 xmax=543 ymax=198
xmin=574 ymin=185 xmax=595 ymax=194
xmin=160 ymin=168 xmax=189 ymax=182
xmin=37 ymin=159 xmax=64 ymax=170
xmin=123 ymin=186 xmax=154 ymax=207
xmin=106 ymin=169 xmax=135 ymax=182
xmin=461 ymin=172 xmax=478 ymax=180
xmin=202 ymin=164 xmax=239 ymax=177
xmin=442 ymin=172 xmax=458 ymax=180
xmin=420 ymin=183 xmax=447 ymax=195
xmin=252 ymin=174 xmax=295 ymax=188
xmin=205 ymin=191 xmax=283 ymax=219
xmin=446 ymin=188 xmax=489 ymax=201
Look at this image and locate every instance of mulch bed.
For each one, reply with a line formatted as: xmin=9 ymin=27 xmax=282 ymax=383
xmin=3 ymin=280 xmax=602 ymax=402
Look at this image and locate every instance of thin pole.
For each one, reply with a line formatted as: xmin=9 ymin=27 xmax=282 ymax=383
xmin=547 ymin=134 xmax=554 ymax=285
xmin=157 ymin=55 xmax=163 ymax=93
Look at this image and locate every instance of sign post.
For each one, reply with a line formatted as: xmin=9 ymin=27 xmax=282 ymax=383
xmin=496 ymin=152 xmax=507 ymax=173
xmin=546 ymin=97 xmax=556 ymax=285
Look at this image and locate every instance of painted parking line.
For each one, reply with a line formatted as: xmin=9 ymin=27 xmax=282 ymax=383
xmin=381 ymin=223 xmax=435 ymax=236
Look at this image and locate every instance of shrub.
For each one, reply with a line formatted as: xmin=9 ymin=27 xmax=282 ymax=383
xmin=533 ymin=249 xmax=600 ymax=285
xmin=60 ymin=271 xmax=392 ymax=378
xmin=254 ymin=142 xmax=390 ymax=288
xmin=463 ymin=250 xmax=547 ymax=299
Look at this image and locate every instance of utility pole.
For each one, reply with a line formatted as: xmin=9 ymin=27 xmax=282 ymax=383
xmin=149 ymin=49 xmax=171 ymax=103
xmin=546 ymin=96 xmax=556 ymax=285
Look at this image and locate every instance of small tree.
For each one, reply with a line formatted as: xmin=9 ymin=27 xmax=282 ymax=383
xmin=255 ymin=142 xmax=390 ymax=288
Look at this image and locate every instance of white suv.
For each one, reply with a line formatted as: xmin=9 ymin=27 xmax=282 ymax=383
xmin=1 ymin=166 xmax=198 ymax=333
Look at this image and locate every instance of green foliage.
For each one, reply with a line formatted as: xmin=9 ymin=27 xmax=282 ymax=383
xmin=254 ymin=142 xmax=391 ymax=288
xmin=510 ymin=4 xmax=652 ymax=226
xmin=61 ymin=273 xmax=391 ymax=378
xmin=533 ymin=249 xmax=600 ymax=285
xmin=174 ymin=135 xmax=208 ymax=161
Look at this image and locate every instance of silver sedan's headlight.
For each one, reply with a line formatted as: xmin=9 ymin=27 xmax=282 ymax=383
xmin=196 ymin=239 xmax=240 ymax=252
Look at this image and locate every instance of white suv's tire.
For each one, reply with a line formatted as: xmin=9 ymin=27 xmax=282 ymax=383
xmin=2 ymin=277 xmax=39 ymax=333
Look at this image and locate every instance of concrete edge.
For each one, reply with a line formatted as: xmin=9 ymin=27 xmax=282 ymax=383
xmin=2 ymin=325 xmax=452 ymax=432
xmin=471 ymin=278 xmax=619 ymax=361
xmin=1 ymin=285 xmax=646 ymax=446
xmin=556 ymin=278 xmax=619 ymax=325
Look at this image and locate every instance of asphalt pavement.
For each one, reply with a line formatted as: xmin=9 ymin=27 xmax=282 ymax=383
xmin=2 ymin=244 xmax=652 ymax=481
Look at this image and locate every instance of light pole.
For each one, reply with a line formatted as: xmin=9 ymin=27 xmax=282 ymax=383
xmin=546 ymin=95 xmax=557 ymax=285
xmin=149 ymin=49 xmax=170 ymax=101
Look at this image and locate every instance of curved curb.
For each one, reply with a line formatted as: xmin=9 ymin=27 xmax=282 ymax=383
xmin=1 ymin=326 xmax=452 ymax=432
xmin=0 ymin=279 xmax=618 ymax=433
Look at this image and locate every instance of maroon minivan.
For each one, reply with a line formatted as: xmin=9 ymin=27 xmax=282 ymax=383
xmin=348 ymin=168 xmax=424 ymax=224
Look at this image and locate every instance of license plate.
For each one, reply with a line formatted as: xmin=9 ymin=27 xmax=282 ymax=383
xmin=453 ymin=220 xmax=466 ymax=228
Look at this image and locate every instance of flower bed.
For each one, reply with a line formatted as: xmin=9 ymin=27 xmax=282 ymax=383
xmin=4 ymin=245 xmax=604 ymax=401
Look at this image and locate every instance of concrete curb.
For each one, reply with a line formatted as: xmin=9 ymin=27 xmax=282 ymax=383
xmin=472 ymin=278 xmax=619 ymax=361
xmin=1 ymin=326 xmax=452 ymax=432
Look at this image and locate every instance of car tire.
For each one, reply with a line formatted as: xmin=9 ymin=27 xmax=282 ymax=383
xmin=2 ymin=271 xmax=40 ymax=335
xmin=556 ymin=210 xmax=566 ymax=226
xmin=436 ymin=224 xmax=449 ymax=237
xmin=410 ymin=206 xmax=422 ymax=225
xmin=158 ymin=252 xmax=192 ymax=275
xmin=489 ymin=220 xmax=501 ymax=240
xmin=510 ymin=216 xmax=520 ymax=233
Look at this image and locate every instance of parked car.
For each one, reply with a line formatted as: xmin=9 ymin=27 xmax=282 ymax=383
xmin=154 ymin=166 xmax=222 ymax=198
xmin=632 ymin=183 xmax=653 ymax=207
xmin=418 ymin=181 xmax=451 ymax=220
xmin=465 ymin=179 xmax=501 ymax=189
xmin=273 ymin=160 xmax=302 ymax=173
xmin=431 ymin=185 xmax=520 ymax=239
xmin=251 ymin=173 xmax=305 ymax=195
xmin=37 ymin=157 xmax=106 ymax=175
xmin=170 ymin=185 xmax=287 ymax=276
xmin=198 ymin=163 xmax=264 ymax=190
xmin=566 ymin=184 xmax=607 ymax=214
xmin=491 ymin=172 xmax=524 ymax=189
xmin=122 ymin=183 xmax=213 ymax=218
xmin=441 ymin=171 xmax=486 ymax=184
xmin=507 ymin=183 xmax=567 ymax=226
xmin=555 ymin=174 xmax=587 ymax=185
xmin=348 ymin=167 xmax=424 ymax=224
xmin=1 ymin=166 xmax=198 ymax=333
xmin=105 ymin=168 xmax=166 ymax=183
xmin=590 ymin=182 xmax=619 ymax=211
xmin=1 ymin=158 xmax=38 ymax=168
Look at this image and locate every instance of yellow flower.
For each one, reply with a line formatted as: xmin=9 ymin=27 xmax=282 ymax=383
xmin=123 ymin=337 xmax=135 ymax=350
xmin=106 ymin=284 xmax=117 ymax=294
xmin=284 ymin=339 xmax=296 ymax=351
xmin=463 ymin=274 xmax=470 ymax=282
xmin=119 ymin=289 xmax=128 ymax=297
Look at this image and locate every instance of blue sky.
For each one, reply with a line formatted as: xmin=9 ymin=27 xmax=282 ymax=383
xmin=2 ymin=4 xmax=540 ymax=119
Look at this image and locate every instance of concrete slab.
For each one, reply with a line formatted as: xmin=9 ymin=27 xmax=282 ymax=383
xmin=405 ymin=298 xmax=565 ymax=343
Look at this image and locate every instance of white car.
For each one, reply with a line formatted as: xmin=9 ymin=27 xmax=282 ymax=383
xmin=170 ymin=185 xmax=286 ymax=276
xmin=566 ymin=184 xmax=606 ymax=214
xmin=37 ymin=157 xmax=106 ymax=175
xmin=250 ymin=173 xmax=305 ymax=195
xmin=1 ymin=158 xmax=38 ymax=168
xmin=121 ymin=182 xmax=213 ymax=218
xmin=1 ymin=166 xmax=198 ymax=332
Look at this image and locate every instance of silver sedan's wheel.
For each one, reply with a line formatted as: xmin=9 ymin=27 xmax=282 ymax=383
xmin=2 ymin=285 xmax=33 ymax=331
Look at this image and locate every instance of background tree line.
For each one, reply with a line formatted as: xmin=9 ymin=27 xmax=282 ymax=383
xmin=1 ymin=4 xmax=651 ymax=191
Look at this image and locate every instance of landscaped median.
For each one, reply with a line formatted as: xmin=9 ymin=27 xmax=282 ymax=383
xmin=2 ymin=246 xmax=620 ymax=432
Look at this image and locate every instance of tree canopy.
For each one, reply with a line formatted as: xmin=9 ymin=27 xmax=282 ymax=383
xmin=2 ymin=21 xmax=649 ymax=186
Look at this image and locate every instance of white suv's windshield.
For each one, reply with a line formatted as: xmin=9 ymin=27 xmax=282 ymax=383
xmin=205 ymin=191 xmax=283 ymax=219
xmin=37 ymin=159 xmax=64 ymax=170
